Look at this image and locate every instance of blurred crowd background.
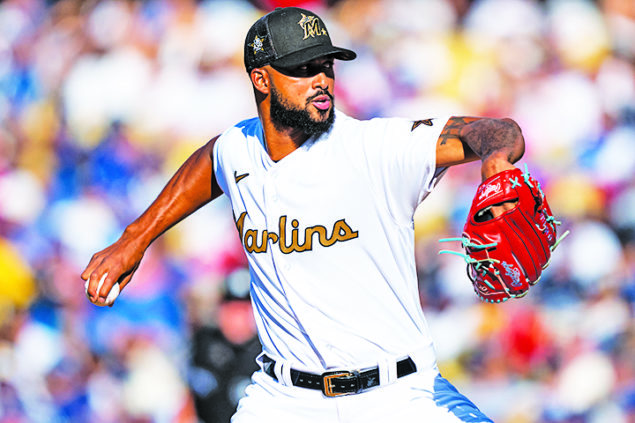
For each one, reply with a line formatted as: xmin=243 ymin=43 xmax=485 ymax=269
xmin=0 ymin=0 xmax=633 ymax=421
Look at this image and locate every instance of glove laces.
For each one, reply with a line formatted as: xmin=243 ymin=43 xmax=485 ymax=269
xmin=436 ymin=165 xmax=570 ymax=303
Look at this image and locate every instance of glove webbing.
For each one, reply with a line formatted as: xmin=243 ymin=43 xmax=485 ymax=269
xmin=520 ymin=164 xmax=568 ymax=245
xmin=438 ymin=238 xmax=518 ymax=302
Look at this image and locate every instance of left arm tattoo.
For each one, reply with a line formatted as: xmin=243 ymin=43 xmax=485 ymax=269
xmin=438 ymin=117 xmax=479 ymax=146
xmin=459 ymin=118 xmax=524 ymax=163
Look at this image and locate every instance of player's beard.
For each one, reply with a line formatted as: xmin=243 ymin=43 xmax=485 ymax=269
xmin=269 ymin=86 xmax=334 ymax=136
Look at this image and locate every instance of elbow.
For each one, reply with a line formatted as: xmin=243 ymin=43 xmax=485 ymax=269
xmin=516 ymin=141 xmax=526 ymax=163
xmin=502 ymin=118 xmax=525 ymax=164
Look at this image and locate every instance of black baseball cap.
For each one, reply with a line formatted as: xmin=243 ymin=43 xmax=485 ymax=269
xmin=244 ymin=7 xmax=356 ymax=73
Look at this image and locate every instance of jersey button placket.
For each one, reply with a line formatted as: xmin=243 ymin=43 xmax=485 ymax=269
xmin=266 ymin=169 xmax=289 ymax=276
xmin=264 ymin=172 xmax=280 ymax=233
xmin=271 ymin=170 xmax=280 ymax=202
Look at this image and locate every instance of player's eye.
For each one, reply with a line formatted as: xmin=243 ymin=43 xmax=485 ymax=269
xmin=274 ymin=60 xmax=334 ymax=78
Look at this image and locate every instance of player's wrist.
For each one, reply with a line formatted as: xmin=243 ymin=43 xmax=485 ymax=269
xmin=122 ymin=221 xmax=155 ymax=251
xmin=480 ymin=153 xmax=516 ymax=181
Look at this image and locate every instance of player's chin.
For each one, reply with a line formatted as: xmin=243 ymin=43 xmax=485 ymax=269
xmin=310 ymin=105 xmax=332 ymax=121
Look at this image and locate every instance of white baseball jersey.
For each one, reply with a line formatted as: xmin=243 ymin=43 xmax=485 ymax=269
xmin=213 ymin=111 xmax=449 ymax=374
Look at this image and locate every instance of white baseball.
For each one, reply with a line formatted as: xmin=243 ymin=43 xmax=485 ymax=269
xmin=85 ymin=272 xmax=120 ymax=306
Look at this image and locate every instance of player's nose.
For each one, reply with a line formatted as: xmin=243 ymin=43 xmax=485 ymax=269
xmin=312 ymin=73 xmax=326 ymax=89
xmin=311 ymin=68 xmax=332 ymax=90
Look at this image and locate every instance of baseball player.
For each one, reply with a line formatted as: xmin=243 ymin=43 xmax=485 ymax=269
xmin=83 ymin=7 xmax=530 ymax=423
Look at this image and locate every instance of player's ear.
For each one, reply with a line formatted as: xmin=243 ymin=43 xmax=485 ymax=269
xmin=250 ymin=68 xmax=270 ymax=95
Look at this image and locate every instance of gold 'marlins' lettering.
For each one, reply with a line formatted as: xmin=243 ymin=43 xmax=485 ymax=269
xmin=234 ymin=212 xmax=358 ymax=254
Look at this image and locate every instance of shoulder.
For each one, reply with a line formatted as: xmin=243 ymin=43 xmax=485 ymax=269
xmin=215 ymin=117 xmax=262 ymax=150
xmin=337 ymin=112 xmax=447 ymax=145
xmin=331 ymin=111 xmax=405 ymax=138
xmin=223 ymin=117 xmax=262 ymax=139
xmin=324 ymin=112 xmax=448 ymax=151
xmin=336 ymin=111 xmax=444 ymax=133
xmin=333 ymin=110 xmax=398 ymax=128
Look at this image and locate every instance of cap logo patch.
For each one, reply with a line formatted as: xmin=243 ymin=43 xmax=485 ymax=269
xmin=249 ymin=35 xmax=266 ymax=54
xmin=298 ymin=13 xmax=327 ymax=40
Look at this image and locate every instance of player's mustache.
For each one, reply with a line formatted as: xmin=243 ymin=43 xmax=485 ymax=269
xmin=306 ymin=90 xmax=333 ymax=104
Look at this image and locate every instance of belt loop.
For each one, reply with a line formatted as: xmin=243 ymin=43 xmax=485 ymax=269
xmin=273 ymin=360 xmax=286 ymax=385
xmin=280 ymin=361 xmax=294 ymax=387
xmin=378 ymin=357 xmax=397 ymax=385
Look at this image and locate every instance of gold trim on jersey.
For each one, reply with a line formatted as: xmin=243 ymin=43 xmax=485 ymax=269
xmin=234 ymin=212 xmax=358 ymax=254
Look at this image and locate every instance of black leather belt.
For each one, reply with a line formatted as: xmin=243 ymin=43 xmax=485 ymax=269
xmin=262 ymin=355 xmax=417 ymax=397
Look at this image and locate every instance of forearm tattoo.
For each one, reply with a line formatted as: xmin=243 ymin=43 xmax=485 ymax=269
xmin=448 ymin=117 xmax=523 ymax=163
xmin=438 ymin=117 xmax=478 ymax=146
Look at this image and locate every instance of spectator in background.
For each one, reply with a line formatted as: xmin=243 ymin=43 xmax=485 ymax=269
xmin=187 ymin=270 xmax=260 ymax=422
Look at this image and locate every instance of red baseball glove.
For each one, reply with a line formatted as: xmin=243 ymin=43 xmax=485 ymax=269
xmin=440 ymin=166 xmax=568 ymax=303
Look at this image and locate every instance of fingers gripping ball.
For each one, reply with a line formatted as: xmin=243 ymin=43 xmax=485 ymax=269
xmin=439 ymin=166 xmax=569 ymax=303
xmin=85 ymin=273 xmax=120 ymax=306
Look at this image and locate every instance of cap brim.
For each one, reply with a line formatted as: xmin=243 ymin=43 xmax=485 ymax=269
xmin=271 ymin=44 xmax=356 ymax=69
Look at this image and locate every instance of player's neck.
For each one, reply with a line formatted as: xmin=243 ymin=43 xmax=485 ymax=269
xmin=260 ymin=112 xmax=310 ymax=162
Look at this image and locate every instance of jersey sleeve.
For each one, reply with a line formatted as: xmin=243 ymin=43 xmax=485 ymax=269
xmin=212 ymin=117 xmax=263 ymax=201
xmin=358 ymin=116 xmax=450 ymax=226
xmin=212 ymin=130 xmax=230 ymax=195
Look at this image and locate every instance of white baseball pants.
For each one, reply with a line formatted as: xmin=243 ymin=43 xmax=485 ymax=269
xmin=231 ymin=367 xmax=493 ymax=423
